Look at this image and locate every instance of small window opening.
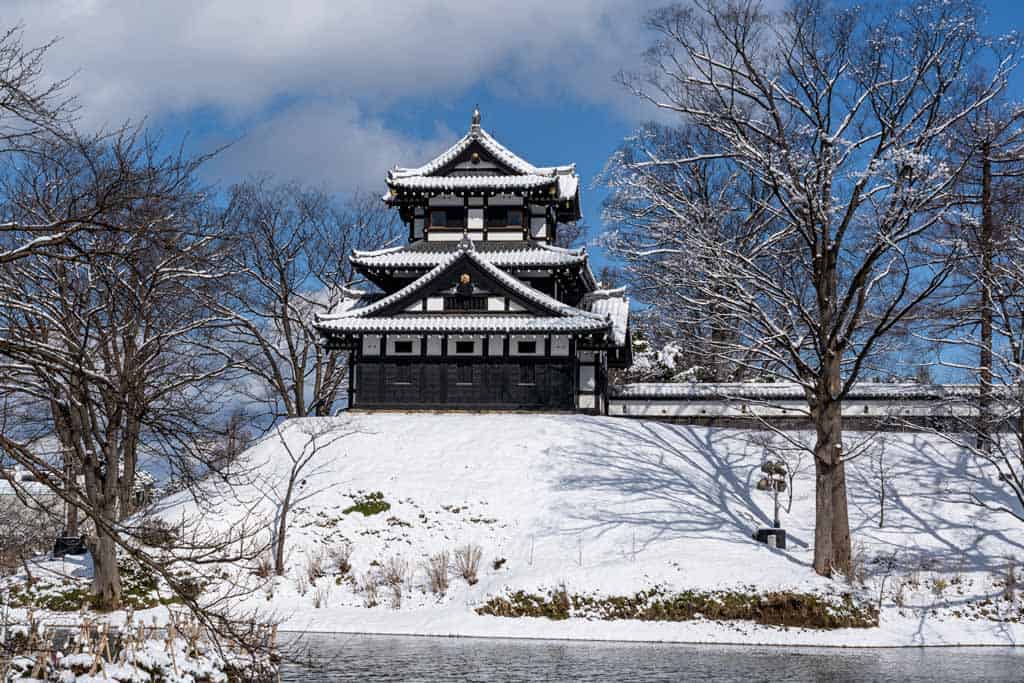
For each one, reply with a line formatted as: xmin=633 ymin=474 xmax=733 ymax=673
xmin=393 ymin=340 xmax=414 ymax=354
xmin=455 ymin=340 xmax=475 ymax=354
xmin=517 ymin=340 xmax=537 ymax=354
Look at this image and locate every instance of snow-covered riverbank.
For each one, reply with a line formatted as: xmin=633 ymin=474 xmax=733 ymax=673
xmin=8 ymin=413 xmax=1024 ymax=647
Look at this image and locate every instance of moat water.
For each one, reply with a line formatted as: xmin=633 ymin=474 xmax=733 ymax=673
xmin=277 ymin=633 xmax=1023 ymax=681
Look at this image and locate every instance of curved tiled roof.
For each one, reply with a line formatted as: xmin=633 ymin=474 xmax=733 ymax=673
xmin=388 ymin=174 xmax=558 ymax=193
xmin=351 ymin=241 xmax=589 ymax=270
xmin=384 ymin=120 xmax=579 ymax=204
xmin=318 ymin=237 xmax=609 ymax=326
xmin=315 ymin=314 xmax=610 ymax=335
xmin=389 ymin=124 xmax=574 ymax=179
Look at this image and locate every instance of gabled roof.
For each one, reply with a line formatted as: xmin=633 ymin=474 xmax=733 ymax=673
xmin=317 ymin=237 xmax=609 ymax=326
xmin=351 ymin=240 xmax=589 ymax=270
xmin=383 ymin=110 xmax=580 ymax=207
xmin=389 ymin=118 xmax=574 ymax=179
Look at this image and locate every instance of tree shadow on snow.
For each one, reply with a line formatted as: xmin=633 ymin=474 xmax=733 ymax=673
xmin=547 ymin=418 xmax=809 ymax=565
xmin=847 ymin=431 xmax=1024 ymax=576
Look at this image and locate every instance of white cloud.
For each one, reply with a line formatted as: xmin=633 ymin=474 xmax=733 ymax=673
xmin=6 ymin=0 xmax=665 ymax=190
xmin=11 ymin=1 xmax=660 ymax=122
xmin=206 ymin=98 xmax=456 ymax=191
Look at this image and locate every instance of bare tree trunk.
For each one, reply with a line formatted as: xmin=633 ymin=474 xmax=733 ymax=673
xmin=274 ymin=476 xmax=296 ymax=576
xmin=89 ymin=513 xmax=122 ymax=610
xmin=832 ymin=454 xmax=851 ymax=571
xmin=65 ymin=457 xmax=79 ymax=536
xmin=978 ymin=145 xmax=994 ymax=454
xmin=813 ymin=396 xmax=843 ymax=576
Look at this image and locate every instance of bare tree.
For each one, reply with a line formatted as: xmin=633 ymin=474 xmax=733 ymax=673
xmin=264 ymin=422 xmax=355 ymax=576
xmin=213 ymin=179 xmax=400 ymax=422
xmin=605 ymin=0 xmax=1016 ymax=575
xmin=917 ymin=227 xmax=1024 ymax=523
xmin=924 ymin=99 xmax=1024 ymax=450
xmin=0 ymin=130 xmax=231 ymax=608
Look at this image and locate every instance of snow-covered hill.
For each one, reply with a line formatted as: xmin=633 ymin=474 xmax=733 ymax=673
xmin=143 ymin=413 xmax=1022 ymax=646
xmin=21 ymin=413 xmax=1024 ymax=646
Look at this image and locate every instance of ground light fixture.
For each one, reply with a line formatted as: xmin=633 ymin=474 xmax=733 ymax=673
xmin=754 ymin=459 xmax=788 ymax=549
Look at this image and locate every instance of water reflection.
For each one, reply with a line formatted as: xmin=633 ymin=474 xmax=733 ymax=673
xmin=278 ymin=633 xmax=1023 ymax=682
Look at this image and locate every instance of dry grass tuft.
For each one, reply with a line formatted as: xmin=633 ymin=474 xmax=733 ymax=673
xmin=454 ymin=544 xmax=482 ymax=586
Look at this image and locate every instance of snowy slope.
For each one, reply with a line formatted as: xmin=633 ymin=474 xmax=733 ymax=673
xmin=36 ymin=414 xmax=1024 ymax=646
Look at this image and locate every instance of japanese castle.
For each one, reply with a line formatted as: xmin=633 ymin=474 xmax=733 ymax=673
xmin=315 ymin=109 xmax=631 ymax=413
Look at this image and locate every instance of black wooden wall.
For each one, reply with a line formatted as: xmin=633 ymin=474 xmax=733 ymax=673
xmin=354 ymin=359 xmax=575 ymax=410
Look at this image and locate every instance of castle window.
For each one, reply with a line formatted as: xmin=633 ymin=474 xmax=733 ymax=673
xmin=485 ymin=207 xmax=524 ymax=228
xmin=517 ymin=340 xmax=537 ymax=354
xmin=429 ymin=207 xmax=466 ymax=229
xmin=393 ymin=340 xmax=414 ymax=354
xmin=454 ymin=340 xmax=475 ymax=354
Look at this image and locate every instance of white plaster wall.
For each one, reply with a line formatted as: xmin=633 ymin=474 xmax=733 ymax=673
xmin=362 ymin=335 xmax=381 ymax=356
xmin=488 ymin=334 xmax=504 ymax=356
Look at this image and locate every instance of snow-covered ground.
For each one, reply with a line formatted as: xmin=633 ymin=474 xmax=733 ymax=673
xmin=10 ymin=413 xmax=1024 ymax=647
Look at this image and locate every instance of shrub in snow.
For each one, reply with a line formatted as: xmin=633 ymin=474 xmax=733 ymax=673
xmin=342 ymin=491 xmax=390 ymax=517
xmin=328 ymin=542 xmax=352 ymax=576
xmin=424 ymin=551 xmax=449 ymax=596
xmin=305 ymin=548 xmax=327 ymax=583
xmin=477 ymin=587 xmax=879 ymax=629
xmin=133 ymin=517 xmax=180 ymax=549
xmin=360 ymin=571 xmax=379 ymax=608
xmin=838 ymin=544 xmax=867 ymax=587
xmin=294 ymin=573 xmax=309 ymax=597
xmin=382 ymin=556 xmax=409 ymax=609
xmin=312 ymin=582 xmax=331 ymax=609
xmin=454 ymin=544 xmax=482 ymax=586
xmin=254 ymin=551 xmax=273 ymax=580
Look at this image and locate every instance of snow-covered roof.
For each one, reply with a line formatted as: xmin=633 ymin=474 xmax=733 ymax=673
xmin=384 ymin=113 xmax=579 ymax=204
xmin=320 ymin=237 xmax=608 ymax=326
xmin=315 ymin=314 xmax=610 ymax=335
xmin=351 ymin=241 xmax=589 ymax=270
xmin=609 ymin=382 xmax=991 ymax=402
xmin=583 ymin=287 xmax=630 ymax=346
xmin=389 ymin=119 xmax=574 ymax=179
xmin=388 ymin=174 xmax=558 ymax=193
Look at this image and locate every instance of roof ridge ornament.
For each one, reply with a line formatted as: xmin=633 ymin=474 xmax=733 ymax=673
xmin=458 ymin=230 xmax=475 ymax=252
xmin=471 ymin=105 xmax=481 ymax=132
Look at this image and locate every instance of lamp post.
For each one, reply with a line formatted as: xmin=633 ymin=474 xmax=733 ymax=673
xmin=754 ymin=460 xmax=788 ymax=549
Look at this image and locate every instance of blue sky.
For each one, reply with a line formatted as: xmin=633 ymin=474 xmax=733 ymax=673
xmin=9 ymin=0 xmax=1024 ymax=274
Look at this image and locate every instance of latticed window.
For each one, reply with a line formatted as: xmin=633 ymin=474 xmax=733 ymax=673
xmin=444 ymin=295 xmax=486 ymax=311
